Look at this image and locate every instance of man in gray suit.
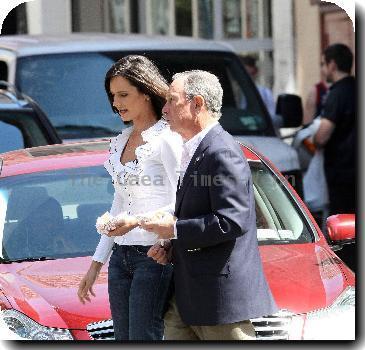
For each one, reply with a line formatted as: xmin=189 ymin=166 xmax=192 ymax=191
xmin=142 ymin=70 xmax=277 ymax=340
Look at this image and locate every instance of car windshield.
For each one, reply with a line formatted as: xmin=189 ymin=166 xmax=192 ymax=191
xmin=16 ymin=51 xmax=273 ymax=140
xmin=0 ymin=162 xmax=312 ymax=262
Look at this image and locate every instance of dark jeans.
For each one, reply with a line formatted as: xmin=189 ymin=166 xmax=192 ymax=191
xmin=108 ymin=244 xmax=173 ymax=341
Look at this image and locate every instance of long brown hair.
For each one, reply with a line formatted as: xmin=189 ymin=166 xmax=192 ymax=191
xmin=105 ymin=55 xmax=168 ymax=119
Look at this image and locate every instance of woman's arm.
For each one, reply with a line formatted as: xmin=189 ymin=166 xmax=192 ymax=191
xmin=92 ymin=190 xmax=122 ymax=264
xmin=77 ymin=260 xmax=103 ymax=304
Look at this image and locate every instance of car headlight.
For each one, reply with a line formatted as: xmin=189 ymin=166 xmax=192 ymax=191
xmin=1 ymin=309 xmax=73 ymax=340
xmin=295 ymin=287 xmax=355 ymax=340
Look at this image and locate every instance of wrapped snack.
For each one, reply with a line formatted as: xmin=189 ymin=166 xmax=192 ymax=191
xmin=96 ymin=211 xmax=136 ymax=235
xmin=95 ymin=211 xmax=120 ymax=235
xmin=136 ymin=210 xmax=167 ymax=224
xmin=136 ymin=210 xmax=171 ymax=246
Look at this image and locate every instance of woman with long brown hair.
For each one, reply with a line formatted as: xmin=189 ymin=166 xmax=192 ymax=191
xmin=77 ymin=55 xmax=181 ymax=340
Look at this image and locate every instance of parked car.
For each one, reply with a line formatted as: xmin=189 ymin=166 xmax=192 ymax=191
xmin=0 ymin=84 xmax=61 ymax=153
xmin=0 ymin=140 xmax=355 ymax=340
xmin=0 ymin=33 xmax=302 ymax=194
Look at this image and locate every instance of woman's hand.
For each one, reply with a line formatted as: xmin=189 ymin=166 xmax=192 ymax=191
xmin=78 ymin=261 xmax=103 ymax=304
xmin=105 ymin=216 xmax=139 ymax=237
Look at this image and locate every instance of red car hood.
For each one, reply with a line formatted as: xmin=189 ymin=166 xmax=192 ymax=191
xmin=0 ymin=257 xmax=111 ymax=329
xmin=260 ymin=242 xmax=354 ymax=314
xmin=0 ymin=243 xmax=354 ymax=330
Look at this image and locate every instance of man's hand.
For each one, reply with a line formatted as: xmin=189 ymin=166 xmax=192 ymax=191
xmin=105 ymin=216 xmax=138 ymax=237
xmin=147 ymin=241 xmax=172 ymax=265
xmin=139 ymin=213 xmax=176 ymax=239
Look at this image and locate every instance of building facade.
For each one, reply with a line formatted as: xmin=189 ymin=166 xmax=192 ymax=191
xmin=2 ymin=0 xmax=355 ymax=100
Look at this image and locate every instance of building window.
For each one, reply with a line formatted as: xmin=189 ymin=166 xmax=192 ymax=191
xmin=223 ymin=0 xmax=241 ymax=38
xmin=2 ymin=3 xmax=27 ymax=35
xmin=147 ymin=0 xmax=174 ymax=35
xmin=245 ymin=0 xmax=260 ymax=38
xmin=194 ymin=0 xmax=214 ymax=39
xmin=262 ymin=0 xmax=272 ymax=37
xmin=108 ymin=0 xmax=131 ymax=33
xmin=176 ymin=0 xmax=192 ymax=36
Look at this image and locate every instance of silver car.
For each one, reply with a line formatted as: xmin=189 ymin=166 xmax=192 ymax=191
xmin=0 ymin=33 xmax=301 ymax=191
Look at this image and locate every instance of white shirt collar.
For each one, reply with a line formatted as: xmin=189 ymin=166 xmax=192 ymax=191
xmin=183 ymin=121 xmax=219 ymax=157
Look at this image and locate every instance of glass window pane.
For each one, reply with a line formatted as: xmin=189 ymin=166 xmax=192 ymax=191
xmin=1 ymin=166 xmax=113 ymax=260
xmin=223 ymin=0 xmax=241 ymax=38
xmin=251 ymin=162 xmax=313 ymax=244
xmin=246 ymin=0 xmax=259 ymax=38
xmin=0 ymin=121 xmax=24 ymax=153
xmin=262 ymin=0 xmax=272 ymax=37
xmin=144 ymin=51 xmax=271 ymax=135
xmin=109 ymin=0 xmax=129 ymax=33
xmin=197 ymin=0 xmax=214 ymax=39
xmin=0 ymin=110 xmax=50 ymax=149
xmin=151 ymin=0 xmax=170 ymax=35
xmin=17 ymin=53 xmax=123 ymax=140
xmin=176 ymin=0 xmax=192 ymax=36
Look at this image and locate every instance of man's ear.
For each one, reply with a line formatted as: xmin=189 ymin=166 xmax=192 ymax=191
xmin=192 ymin=95 xmax=204 ymax=111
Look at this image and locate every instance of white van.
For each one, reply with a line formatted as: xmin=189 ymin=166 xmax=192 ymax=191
xmin=0 ymin=33 xmax=302 ymax=193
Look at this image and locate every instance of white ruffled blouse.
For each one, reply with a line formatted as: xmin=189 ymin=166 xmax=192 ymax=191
xmin=92 ymin=119 xmax=182 ymax=264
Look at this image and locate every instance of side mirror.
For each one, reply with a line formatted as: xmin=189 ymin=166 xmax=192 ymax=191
xmin=326 ymin=214 xmax=355 ymax=243
xmin=276 ymin=94 xmax=303 ymax=128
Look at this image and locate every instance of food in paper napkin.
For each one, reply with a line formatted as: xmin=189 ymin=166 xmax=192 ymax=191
xmin=95 ymin=211 xmax=130 ymax=235
xmin=136 ymin=210 xmax=171 ymax=246
xmin=135 ymin=210 xmax=168 ymax=224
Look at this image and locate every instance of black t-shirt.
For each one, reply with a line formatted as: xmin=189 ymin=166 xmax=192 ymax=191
xmin=322 ymin=76 xmax=355 ymax=185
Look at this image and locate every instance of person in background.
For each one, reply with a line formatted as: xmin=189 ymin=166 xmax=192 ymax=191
xmin=77 ymin=55 xmax=182 ymax=340
xmin=313 ymin=43 xmax=355 ymax=271
xmin=292 ymin=62 xmax=330 ymax=225
xmin=241 ymin=55 xmax=276 ymax=118
xmin=302 ymin=64 xmax=329 ymax=126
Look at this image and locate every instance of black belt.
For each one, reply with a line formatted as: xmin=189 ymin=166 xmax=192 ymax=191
xmin=113 ymin=244 xmax=152 ymax=254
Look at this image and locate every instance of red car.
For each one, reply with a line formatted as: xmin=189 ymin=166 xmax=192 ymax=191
xmin=0 ymin=141 xmax=355 ymax=340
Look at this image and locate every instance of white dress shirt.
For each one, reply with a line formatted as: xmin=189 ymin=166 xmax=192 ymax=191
xmin=173 ymin=121 xmax=219 ymax=238
xmin=93 ymin=120 xmax=182 ymax=264
xmin=179 ymin=121 xmax=219 ymax=186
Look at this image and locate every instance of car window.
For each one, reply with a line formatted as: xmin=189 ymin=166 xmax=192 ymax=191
xmin=0 ymin=61 xmax=8 ymax=82
xmin=0 ymin=120 xmax=24 ymax=153
xmin=17 ymin=53 xmax=124 ymax=140
xmin=17 ymin=51 xmax=274 ymax=140
xmin=0 ymin=110 xmax=51 ymax=150
xmin=251 ymin=162 xmax=313 ymax=244
xmin=0 ymin=166 xmax=113 ymax=261
xmin=144 ymin=51 xmax=272 ymax=136
xmin=0 ymin=162 xmax=312 ymax=262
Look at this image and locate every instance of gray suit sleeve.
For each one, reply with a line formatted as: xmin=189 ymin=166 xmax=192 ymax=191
xmin=175 ymin=147 xmax=253 ymax=250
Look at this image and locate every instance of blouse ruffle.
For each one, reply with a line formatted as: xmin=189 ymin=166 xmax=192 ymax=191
xmin=104 ymin=119 xmax=169 ymax=184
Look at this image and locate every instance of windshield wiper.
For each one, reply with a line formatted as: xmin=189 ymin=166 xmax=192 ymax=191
xmin=0 ymin=256 xmax=56 ymax=264
xmin=56 ymin=124 xmax=118 ymax=135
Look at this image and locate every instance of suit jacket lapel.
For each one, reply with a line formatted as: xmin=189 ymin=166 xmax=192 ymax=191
xmin=175 ymin=124 xmax=224 ymax=215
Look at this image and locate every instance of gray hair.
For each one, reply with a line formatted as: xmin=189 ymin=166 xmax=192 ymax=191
xmin=172 ymin=70 xmax=223 ymax=119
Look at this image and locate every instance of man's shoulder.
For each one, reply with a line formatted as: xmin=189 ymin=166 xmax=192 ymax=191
xmin=206 ymin=126 xmax=236 ymax=148
xmin=205 ymin=130 xmax=244 ymax=161
xmin=330 ymin=76 xmax=355 ymax=94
